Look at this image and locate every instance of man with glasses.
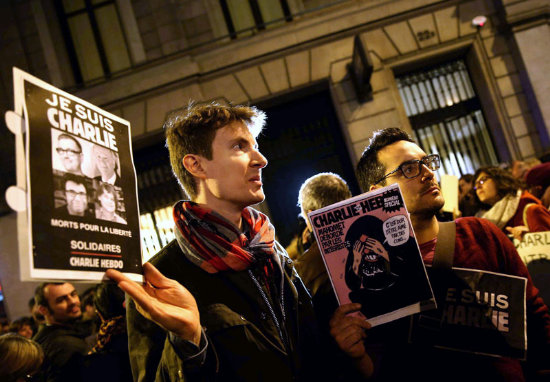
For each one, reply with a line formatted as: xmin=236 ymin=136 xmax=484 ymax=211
xmin=329 ymin=128 xmax=550 ymax=380
xmin=56 ymin=173 xmax=92 ymax=218
xmin=56 ymin=134 xmax=84 ymax=176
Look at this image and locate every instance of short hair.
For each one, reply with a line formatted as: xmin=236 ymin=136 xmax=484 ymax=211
xmin=356 ymin=128 xmax=415 ymax=191
xmin=94 ymin=283 xmax=126 ymax=320
xmin=473 ymin=166 xmax=524 ymax=205
xmin=164 ymin=101 xmax=266 ymax=200
xmin=0 ymin=333 xmax=44 ymax=381
xmin=63 ymin=173 xmax=87 ymax=190
xmin=96 ymin=182 xmax=116 ymax=202
xmin=57 ymin=133 xmax=82 ymax=152
xmin=460 ymin=174 xmax=474 ymax=183
xmin=8 ymin=317 xmax=33 ymax=334
xmin=35 ymin=282 xmax=64 ymax=311
xmin=298 ymin=173 xmax=352 ymax=217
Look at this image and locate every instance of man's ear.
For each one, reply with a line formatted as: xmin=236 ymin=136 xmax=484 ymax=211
xmin=182 ymin=154 xmax=206 ymax=179
xmin=37 ymin=304 xmax=49 ymax=317
xmin=369 ymin=184 xmax=382 ymax=191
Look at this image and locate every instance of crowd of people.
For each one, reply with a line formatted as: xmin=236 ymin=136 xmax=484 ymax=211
xmin=1 ymin=102 xmax=550 ymax=381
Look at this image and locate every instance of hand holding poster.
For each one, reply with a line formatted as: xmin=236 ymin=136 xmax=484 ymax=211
xmin=7 ymin=67 xmax=142 ymax=282
xmin=308 ymin=183 xmax=436 ymax=326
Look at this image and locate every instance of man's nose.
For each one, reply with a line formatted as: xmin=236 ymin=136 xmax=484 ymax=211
xmin=252 ymin=149 xmax=268 ymax=168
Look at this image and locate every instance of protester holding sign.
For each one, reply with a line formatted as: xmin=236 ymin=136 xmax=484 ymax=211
xmin=473 ymin=166 xmax=550 ymax=241
xmin=330 ymin=128 xmax=550 ymax=380
xmin=106 ymin=102 xmax=324 ymax=381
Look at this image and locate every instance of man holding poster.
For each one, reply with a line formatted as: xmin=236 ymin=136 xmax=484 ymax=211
xmin=106 ymin=102 xmax=323 ymax=381
xmin=330 ymin=128 xmax=550 ymax=380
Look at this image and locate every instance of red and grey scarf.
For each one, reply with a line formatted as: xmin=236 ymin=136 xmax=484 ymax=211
xmin=173 ymin=201 xmax=283 ymax=276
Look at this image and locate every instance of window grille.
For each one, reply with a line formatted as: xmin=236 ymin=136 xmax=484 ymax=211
xmin=396 ymin=60 xmax=498 ymax=177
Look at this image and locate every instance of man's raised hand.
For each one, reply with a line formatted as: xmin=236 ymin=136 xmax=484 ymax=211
xmin=106 ymin=262 xmax=201 ymax=345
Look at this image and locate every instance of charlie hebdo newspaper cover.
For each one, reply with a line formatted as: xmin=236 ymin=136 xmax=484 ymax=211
xmin=12 ymin=67 xmax=142 ymax=282
xmin=308 ymin=184 xmax=435 ymax=326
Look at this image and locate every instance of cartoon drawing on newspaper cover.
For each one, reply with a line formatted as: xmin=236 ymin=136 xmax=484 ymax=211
xmin=308 ymin=183 xmax=436 ymax=326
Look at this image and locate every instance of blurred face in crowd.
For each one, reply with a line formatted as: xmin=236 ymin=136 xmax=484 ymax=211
xmin=57 ymin=137 xmax=82 ymax=173
xmin=41 ymin=283 xmax=81 ymax=324
xmin=373 ymin=140 xmax=444 ymax=218
xmin=93 ymin=146 xmax=117 ymax=180
xmin=475 ymin=172 xmax=499 ymax=205
xmin=17 ymin=324 xmax=33 ymax=339
xmin=65 ymin=180 xmax=88 ymax=216
xmin=458 ymin=178 xmax=473 ymax=201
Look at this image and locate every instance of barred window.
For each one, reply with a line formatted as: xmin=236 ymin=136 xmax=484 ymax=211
xmin=396 ymin=60 xmax=498 ymax=177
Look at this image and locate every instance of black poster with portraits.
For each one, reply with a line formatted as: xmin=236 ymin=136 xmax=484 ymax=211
xmin=11 ymin=67 xmax=142 ymax=281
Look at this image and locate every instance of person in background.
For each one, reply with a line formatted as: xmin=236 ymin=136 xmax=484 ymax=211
xmin=458 ymin=174 xmax=478 ymax=217
xmin=285 ymin=216 xmax=312 ymax=261
xmin=8 ymin=317 xmax=34 ymax=339
xmin=28 ymin=297 xmax=44 ymax=333
xmin=473 ymin=166 xmax=550 ymax=241
xmin=82 ymin=283 xmax=132 ymax=382
xmin=33 ymin=282 xmax=92 ymax=382
xmin=511 ymin=158 xmax=541 ymax=180
xmin=524 ymin=162 xmax=550 ymax=210
xmin=0 ymin=333 xmax=44 ymax=382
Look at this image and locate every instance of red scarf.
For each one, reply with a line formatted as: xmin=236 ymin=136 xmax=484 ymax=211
xmin=173 ymin=201 xmax=277 ymax=274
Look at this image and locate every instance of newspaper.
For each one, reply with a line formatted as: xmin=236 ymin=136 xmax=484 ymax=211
xmin=308 ymin=183 xmax=435 ymax=326
xmin=8 ymin=67 xmax=142 ymax=281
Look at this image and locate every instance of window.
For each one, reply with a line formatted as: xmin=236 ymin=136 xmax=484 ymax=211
xmin=220 ymin=0 xmax=292 ymax=39
xmin=54 ymin=0 xmax=131 ymax=84
xmin=396 ymin=60 xmax=498 ymax=177
xmin=140 ymin=207 xmax=175 ymax=262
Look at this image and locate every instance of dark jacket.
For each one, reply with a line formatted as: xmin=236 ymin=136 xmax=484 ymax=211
xmin=127 ymin=239 xmax=323 ymax=382
xmin=33 ymin=322 xmax=91 ymax=382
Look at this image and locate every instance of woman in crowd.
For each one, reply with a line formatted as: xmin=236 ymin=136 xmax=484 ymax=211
xmin=0 ymin=333 xmax=44 ymax=382
xmin=473 ymin=166 xmax=550 ymax=240
xmin=94 ymin=183 xmax=127 ymax=224
xmin=8 ymin=317 xmax=34 ymax=339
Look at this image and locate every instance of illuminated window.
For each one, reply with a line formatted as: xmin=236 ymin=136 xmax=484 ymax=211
xmin=396 ymin=60 xmax=498 ymax=177
xmin=54 ymin=0 xmax=132 ymax=84
xmin=140 ymin=206 xmax=175 ymax=263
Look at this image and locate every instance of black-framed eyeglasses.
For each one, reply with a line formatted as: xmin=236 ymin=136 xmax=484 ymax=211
xmin=66 ymin=190 xmax=87 ymax=198
xmin=473 ymin=176 xmax=490 ymax=190
xmin=374 ymin=154 xmax=440 ymax=185
xmin=56 ymin=148 xmax=81 ymax=156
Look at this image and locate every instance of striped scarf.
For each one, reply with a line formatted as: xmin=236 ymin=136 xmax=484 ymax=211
xmin=173 ymin=201 xmax=280 ymax=275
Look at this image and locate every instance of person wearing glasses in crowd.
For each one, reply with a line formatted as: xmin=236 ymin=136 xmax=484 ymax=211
xmin=473 ymin=166 xmax=550 ymax=241
xmin=55 ymin=134 xmax=84 ymax=176
xmin=56 ymin=173 xmax=92 ymax=219
xmin=329 ymin=128 xmax=550 ymax=380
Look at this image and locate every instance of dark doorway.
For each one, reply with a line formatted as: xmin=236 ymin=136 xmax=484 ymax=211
xmin=257 ymin=83 xmax=359 ymax=246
